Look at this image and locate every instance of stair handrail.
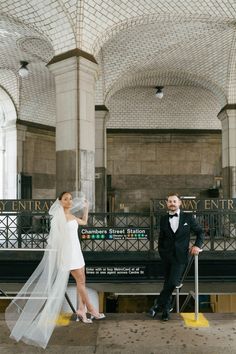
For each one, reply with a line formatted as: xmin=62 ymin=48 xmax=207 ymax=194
xmin=177 ymin=252 xmax=202 ymax=320
xmin=173 ymin=254 xmax=194 ymax=312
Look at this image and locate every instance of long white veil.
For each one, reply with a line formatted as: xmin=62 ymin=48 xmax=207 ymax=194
xmin=5 ymin=199 xmax=72 ymax=349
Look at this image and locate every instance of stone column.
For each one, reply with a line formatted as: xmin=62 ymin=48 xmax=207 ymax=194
xmin=16 ymin=124 xmax=26 ymax=174
xmin=16 ymin=124 xmax=26 ymax=198
xmin=48 ymin=52 xmax=98 ymax=209
xmin=0 ymin=91 xmax=17 ymax=199
xmin=0 ymin=128 xmax=5 ymax=199
xmin=218 ymin=105 xmax=236 ymax=197
xmin=95 ymin=106 xmax=109 ymax=212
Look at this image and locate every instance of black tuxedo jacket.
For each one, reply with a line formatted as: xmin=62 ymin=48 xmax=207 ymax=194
xmin=158 ymin=211 xmax=204 ymax=264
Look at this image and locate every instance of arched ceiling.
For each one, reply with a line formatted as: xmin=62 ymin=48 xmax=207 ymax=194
xmin=107 ymin=86 xmax=222 ymax=129
xmin=1 ymin=0 xmax=236 ymax=55
xmin=0 ymin=0 xmax=235 ymax=125
xmin=104 ymin=70 xmax=227 ymax=108
xmin=98 ymin=16 xmax=236 ymax=105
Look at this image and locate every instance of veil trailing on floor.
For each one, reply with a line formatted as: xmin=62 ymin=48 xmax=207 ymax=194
xmin=5 ymin=199 xmax=73 ymax=349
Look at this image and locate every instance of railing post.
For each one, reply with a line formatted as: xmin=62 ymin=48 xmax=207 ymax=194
xmin=149 ymin=209 xmax=155 ymax=251
xmin=175 ymin=283 xmax=183 ymax=313
xmin=176 ymin=287 xmax=180 ymax=313
xmin=210 ymin=213 xmax=214 ymax=251
xmin=194 ymin=254 xmax=199 ymax=321
xmin=17 ymin=213 xmax=22 ymax=248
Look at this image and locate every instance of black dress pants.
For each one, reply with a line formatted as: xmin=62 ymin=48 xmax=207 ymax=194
xmin=158 ymin=257 xmax=187 ymax=310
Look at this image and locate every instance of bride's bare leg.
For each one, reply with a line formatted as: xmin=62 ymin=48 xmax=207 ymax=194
xmin=70 ymin=267 xmax=95 ymax=314
xmin=77 ymin=292 xmax=84 ymax=312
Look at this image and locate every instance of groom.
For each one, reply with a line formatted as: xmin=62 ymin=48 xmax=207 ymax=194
xmin=149 ymin=193 xmax=204 ymax=321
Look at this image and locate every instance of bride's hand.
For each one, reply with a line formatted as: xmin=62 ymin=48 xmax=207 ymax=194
xmin=84 ymin=199 xmax=89 ymax=209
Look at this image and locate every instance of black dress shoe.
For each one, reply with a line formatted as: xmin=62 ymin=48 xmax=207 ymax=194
xmin=147 ymin=305 xmax=162 ymax=318
xmin=161 ymin=310 xmax=170 ymax=321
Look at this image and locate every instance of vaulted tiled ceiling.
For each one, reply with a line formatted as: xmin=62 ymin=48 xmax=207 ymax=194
xmin=0 ymin=0 xmax=235 ymax=125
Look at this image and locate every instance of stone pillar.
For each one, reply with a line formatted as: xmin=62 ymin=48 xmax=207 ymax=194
xmin=95 ymin=106 xmax=109 ymax=212
xmin=218 ymin=105 xmax=236 ymax=197
xmin=16 ymin=124 xmax=26 ymax=198
xmin=48 ymin=52 xmax=98 ymax=209
xmin=16 ymin=124 xmax=26 ymax=174
xmin=0 ymin=128 xmax=4 ymax=199
xmin=0 ymin=90 xmax=17 ymax=199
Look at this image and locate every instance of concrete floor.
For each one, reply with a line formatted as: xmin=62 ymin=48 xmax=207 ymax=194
xmin=1 ymin=312 xmax=236 ymax=354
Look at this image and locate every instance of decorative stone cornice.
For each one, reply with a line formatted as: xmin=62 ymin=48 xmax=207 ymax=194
xmin=218 ymin=104 xmax=236 ymax=115
xmin=47 ymin=48 xmax=97 ymax=66
xmin=17 ymin=119 xmax=55 ymax=132
xmin=48 ymin=55 xmax=98 ymax=80
xmin=107 ymin=128 xmax=221 ymax=135
xmin=95 ymin=105 xmax=108 ymax=111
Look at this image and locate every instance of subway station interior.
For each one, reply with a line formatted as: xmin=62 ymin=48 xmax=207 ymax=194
xmin=0 ymin=1 xmax=236 ymax=353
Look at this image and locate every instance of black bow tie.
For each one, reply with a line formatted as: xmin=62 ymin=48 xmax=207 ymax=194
xmin=169 ymin=213 xmax=178 ymax=218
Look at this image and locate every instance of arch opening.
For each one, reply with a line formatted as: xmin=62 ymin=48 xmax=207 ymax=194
xmin=0 ymin=87 xmax=17 ymax=198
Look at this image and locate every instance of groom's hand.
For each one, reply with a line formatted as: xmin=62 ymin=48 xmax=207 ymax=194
xmin=190 ymin=246 xmax=202 ymax=255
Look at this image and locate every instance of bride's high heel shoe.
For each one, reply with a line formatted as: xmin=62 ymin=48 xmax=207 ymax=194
xmin=76 ymin=311 xmax=93 ymax=324
xmin=87 ymin=311 xmax=106 ymax=320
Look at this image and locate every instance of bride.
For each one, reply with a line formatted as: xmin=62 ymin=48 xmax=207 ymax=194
xmin=5 ymin=191 xmax=105 ymax=349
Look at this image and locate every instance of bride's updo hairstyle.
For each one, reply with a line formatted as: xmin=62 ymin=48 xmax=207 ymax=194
xmin=58 ymin=191 xmax=71 ymax=200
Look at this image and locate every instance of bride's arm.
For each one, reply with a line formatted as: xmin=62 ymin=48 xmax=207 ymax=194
xmin=75 ymin=200 xmax=89 ymax=225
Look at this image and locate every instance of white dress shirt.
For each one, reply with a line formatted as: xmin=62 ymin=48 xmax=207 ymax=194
xmin=169 ymin=209 xmax=180 ymax=233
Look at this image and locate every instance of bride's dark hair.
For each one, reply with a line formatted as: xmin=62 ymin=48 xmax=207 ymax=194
xmin=58 ymin=191 xmax=71 ymax=200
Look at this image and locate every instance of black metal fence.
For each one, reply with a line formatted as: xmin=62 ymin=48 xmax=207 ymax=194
xmin=0 ymin=209 xmax=235 ymax=252
xmin=0 ymin=212 xmax=50 ymax=249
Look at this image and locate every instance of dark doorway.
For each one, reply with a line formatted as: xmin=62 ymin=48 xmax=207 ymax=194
xmin=20 ymin=174 xmax=32 ymax=199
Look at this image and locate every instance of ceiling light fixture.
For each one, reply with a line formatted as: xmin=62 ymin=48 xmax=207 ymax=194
xmin=155 ymin=86 xmax=164 ymax=99
xmin=18 ymin=61 xmax=29 ymax=78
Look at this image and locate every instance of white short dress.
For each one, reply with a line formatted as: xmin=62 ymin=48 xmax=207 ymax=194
xmin=66 ymin=219 xmax=85 ymax=270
